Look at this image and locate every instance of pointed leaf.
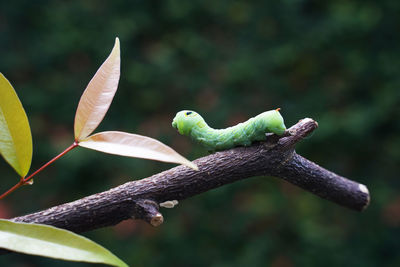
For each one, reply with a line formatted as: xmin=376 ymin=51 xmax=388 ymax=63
xmin=0 ymin=220 xmax=128 ymax=267
xmin=74 ymin=37 xmax=121 ymax=141
xmin=0 ymin=73 xmax=32 ymax=177
xmin=79 ymin=131 xmax=198 ymax=170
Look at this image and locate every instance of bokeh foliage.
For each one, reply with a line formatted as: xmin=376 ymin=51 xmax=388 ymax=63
xmin=0 ymin=0 xmax=399 ymax=266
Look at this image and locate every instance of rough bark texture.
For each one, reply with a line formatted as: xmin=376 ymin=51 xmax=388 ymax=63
xmin=10 ymin=118 xmax=370 ymax=234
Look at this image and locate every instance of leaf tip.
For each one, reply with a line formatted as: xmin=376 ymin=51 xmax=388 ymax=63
xmin=185 ymin=161 xmax=199 ymax=171
xmin=113 ymin=37 xmax=120 ymax=54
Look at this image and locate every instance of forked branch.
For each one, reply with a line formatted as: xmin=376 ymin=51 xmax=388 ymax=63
xmin=11 ymin=118 xmax=370 ymax=233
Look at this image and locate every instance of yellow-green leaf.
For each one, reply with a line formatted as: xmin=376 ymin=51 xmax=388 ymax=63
xmin=0 ymin=73 xmax=32 ymax=177
xmin=79 ymin=131 xmax=198 ymax=170
xmin=0 ymin=220 xmax=128 ymax=267
xmin=74 ymin=37 xmax=121 ymax=141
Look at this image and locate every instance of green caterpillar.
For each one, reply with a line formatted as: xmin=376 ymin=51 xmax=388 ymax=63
xmin=172 ymin=109 xmax=286 ymax=151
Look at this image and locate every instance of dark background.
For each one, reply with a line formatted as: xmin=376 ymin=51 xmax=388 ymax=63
xmin=0 ymin=0 xmax=399 ymax=266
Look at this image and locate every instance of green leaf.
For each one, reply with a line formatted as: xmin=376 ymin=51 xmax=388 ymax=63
xmin=0 ymin=220 xmax=128 ymax=267
xmin=0 ymin=73 xmax=33 ymax=177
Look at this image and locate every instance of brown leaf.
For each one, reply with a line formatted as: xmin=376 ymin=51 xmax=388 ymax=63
xmin=78 ymin=131 xmax=198 ymax=170
xmin=74 ymin=38 xmax=120 ymax=141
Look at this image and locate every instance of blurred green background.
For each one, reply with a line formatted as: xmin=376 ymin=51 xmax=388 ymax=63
xmin=0 ymin=0 xmax=399 ymax=266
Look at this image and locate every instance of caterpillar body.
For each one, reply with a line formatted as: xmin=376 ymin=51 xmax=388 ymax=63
xmin=172 ymin=109 xmax=286 ymax=151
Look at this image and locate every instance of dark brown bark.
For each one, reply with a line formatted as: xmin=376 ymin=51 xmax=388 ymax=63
xmin=10 ymin=118 xmax=370 ymax=234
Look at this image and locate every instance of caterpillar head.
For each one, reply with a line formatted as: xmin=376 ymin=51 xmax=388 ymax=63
xmin=172 ymin=110 xmax=204 ymax=136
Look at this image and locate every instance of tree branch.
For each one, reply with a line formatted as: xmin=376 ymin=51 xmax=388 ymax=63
xmin=10 ymin=118 xmax=370 ymax=233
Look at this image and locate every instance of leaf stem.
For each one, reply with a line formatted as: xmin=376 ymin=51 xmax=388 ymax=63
xmin=0 ymin=142 xmax=79 ymax=200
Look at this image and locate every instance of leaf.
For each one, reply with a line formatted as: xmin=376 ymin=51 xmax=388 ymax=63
xmin=0 ymin=73 xmax=32 ymax=177
xmin=74 ymin=37 xmax=121 ymax=141
xmin=79 ymin=131 xmax=198 ymax=170
xmin=0 ymin=220 xmax=128 ymax=267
